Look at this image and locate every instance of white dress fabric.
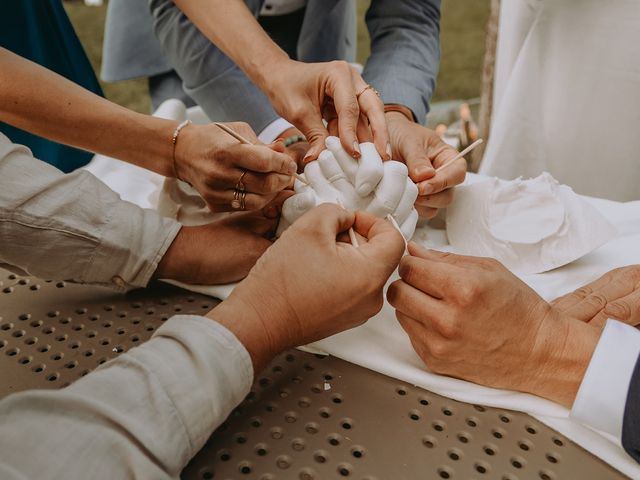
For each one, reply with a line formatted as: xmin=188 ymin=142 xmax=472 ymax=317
xmin=84 ymin=106 xmax=640 ymax=477
xmin=480 ymin=0 xmax=640 ymax=202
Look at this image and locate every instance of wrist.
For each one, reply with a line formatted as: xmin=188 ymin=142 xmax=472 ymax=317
xmin=384 ymin=104 xmax=415 ymax=123
xmin=252 ymin=54 xmax=292 ymax=93
xmin=208 ymin=297 xmax=278 ymax=375
xmin=526 ymin=310 xmax=600 ymax=407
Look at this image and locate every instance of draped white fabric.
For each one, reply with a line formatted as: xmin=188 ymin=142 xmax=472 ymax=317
xmin=480 ymin=0 xmax=640 ymax=202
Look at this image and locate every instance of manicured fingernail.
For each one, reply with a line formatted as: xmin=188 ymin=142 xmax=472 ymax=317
xmin=352 ymin=141 xmax=361 ymax=158
xmin=357 ymin=183 xmax=371 ymax=196
xmin=386 ymin=143 xmax=393 ymax=160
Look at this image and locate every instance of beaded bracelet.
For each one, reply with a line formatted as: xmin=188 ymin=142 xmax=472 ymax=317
xmin=171 ymin=119 xmax=192 ymax=178
xmin=284 ymin=134 xmax=307 ymax=147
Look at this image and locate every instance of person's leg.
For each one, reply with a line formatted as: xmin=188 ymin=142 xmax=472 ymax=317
xmin=148 ymin=70 xmax=196 ymax=112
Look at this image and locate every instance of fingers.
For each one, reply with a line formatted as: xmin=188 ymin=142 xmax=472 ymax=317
xmin=295 ymin=203 xmax=356 ymax=242
xmin=396 ymin=254 xmax=453 ymax=299
xmin=326 ymin=61 xmax=361 ymax=159
xmin=417 ymin=144 xmax=466 ymax=196
xmin=400 ymin=137 xmax=436 ymax=183
xmin=366 ymin=161 xmax=409 ymax=217
xmin=357 ymin=86 xmax=389 ymax=160
xmin=352 ymin=211 xmax=405 ymax=268
xmin=563 ymin=279 xmax=636 ymax=323
xmin=388 ymin=279 xmax=442 ymax=321
xmin=407 ymin=242 xmax=498 ymax=270
xmin=355 ymin=142 xmax=384 ymax=196
xmin=551 ymin=272 xmax=617 ymax=312
xmin=262 ymin=190 xmax=295 ymax=219
xmin=415 ymin=188 xmax=455 ymax=209
xmin=601 ymin=289 xmax=640 ymax=326
xmin=239 ymin=171 xmax=293 ymax=195
xmin=393 ymin=179 xmax=419 ymax=225
xmin=325 ymin=136 xmax=358 ymax=183
xmin=231 ymin=144 xmax=298 ymax=175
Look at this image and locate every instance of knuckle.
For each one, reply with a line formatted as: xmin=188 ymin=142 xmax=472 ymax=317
xmin=608 ymin=300 xmax=633 ymax=321
xmin=573 ymin=286 xmax=593 ymax=300
xmin=455 ymin=283 xmax=478 ymax=305
xmin=586 ymin=293 xmax=608 ymax=310
xmin=429 ymin=339 xmax=451 ymax=360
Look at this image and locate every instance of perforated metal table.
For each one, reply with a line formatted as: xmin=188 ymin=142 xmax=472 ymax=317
xmin=0 ymin=268 xmax=627 ymax=479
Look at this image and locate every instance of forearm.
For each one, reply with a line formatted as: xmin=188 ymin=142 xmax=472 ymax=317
xmin=0 ymin=135 xmax=180 ymax=290
xmin=0 ymin=316 xmax=253 ymax=479
xmin=171 ymin=0 xmax=289 ymax=88
xmin=0 ymin=48 xmax=177 ymax=177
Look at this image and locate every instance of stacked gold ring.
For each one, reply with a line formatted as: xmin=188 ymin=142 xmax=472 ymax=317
xmin=231 ymin=170 xmax=247 ymax=210
xmin=356 ymin=84 xmax=380 ymax=100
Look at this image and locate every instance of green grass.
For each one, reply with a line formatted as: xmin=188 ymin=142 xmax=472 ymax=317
xmin=65 ymin=0 xmax=489 ymax=113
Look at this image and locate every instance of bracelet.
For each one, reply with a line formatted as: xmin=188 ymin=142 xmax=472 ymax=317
xmin=171 ymin=119 xmax=192 ymax=178
xmin=284 ymin=134 xmax=307 ymax=147
xmin=384 ymin=104 xmax=416 ymax=123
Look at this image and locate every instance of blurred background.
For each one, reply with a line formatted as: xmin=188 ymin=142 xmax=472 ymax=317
xmin=63 ymin=0 xmax=491 ymax=116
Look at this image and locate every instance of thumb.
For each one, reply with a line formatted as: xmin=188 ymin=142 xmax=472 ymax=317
xmin=353 ymin=211 xmax=404 ymax=269
xmin=401 ymin=140 xmax=435 ymax=183
xmin=299 ymin=116 xmax=330 ymax=163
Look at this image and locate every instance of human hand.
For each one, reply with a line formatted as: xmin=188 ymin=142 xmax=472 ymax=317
xmin=551 ymin=265 xmax=640 ymax=327
xmin=386 ymin=112 xmax=466 ymax=218
xmin=174 ymin=121 xmax=297 ymax=212
xmin=261 ymin=60 xmax=389 ymax=163
xmin=154 ymin=194 xmax=290 ymax=285
xmin=210 ymin=205 xmax=405 ymax=372
xmin=279 ymin=137 xmax=419 ymax=240
xmin=387 ymin=243 xmax=600 ymax=407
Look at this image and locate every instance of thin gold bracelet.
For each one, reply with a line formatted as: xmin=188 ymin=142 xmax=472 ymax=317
xmin=171 ymin=119 xmax=192 ymax=178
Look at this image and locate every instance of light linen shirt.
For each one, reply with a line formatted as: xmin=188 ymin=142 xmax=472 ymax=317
xmin=0 ymin=132 xmax=181 ymax=291
xmin=0 ymin=315 xmax=253 ymax=479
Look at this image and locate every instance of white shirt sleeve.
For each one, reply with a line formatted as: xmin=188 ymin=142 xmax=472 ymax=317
xmin=571 ymin=319 xmax=640 ymax=440
xmin=0 ymin=315 xmax=253 ymax=480
xmin=258 ymin=117 xmax=294 ymax=144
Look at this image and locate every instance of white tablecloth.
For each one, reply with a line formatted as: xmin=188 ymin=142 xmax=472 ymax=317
xmin=84 ymin=126 xmax=640 ymax=480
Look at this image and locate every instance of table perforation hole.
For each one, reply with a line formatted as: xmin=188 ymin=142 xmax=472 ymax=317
xmin=475 ymin=461 xmax=490 ymax=474
xmin=291 ymin=437 xmax=306 ymax=451
xmin=86 ymin=331 xmax=97 ymax=338
xmin=55 ymin=281 xmax=65 ymax=288
xmin=3 ymin=287 xmax=14 ymax=293
xmin=291 ymin=375 xmax=303 ymax=384
xmin=551 ymin=437 xmax=564 ymax=447
xmin=432 ymin=421 xmax=446 ymax=432
xmin=340 ymin=418 xmax=353 ymax=430
xmin=18 ymin=314 xmax=30 ymax=321
xmin=442 ymin=406 xmax=454 ymax=416
xmin=29 ymin=285 xmax=40 ymax=291
xmin=55 ymin=334 xmax=68 ymax=342
xmin=447 ymin=448 xmax=462 ymax=461
xmin=47 ymin=311 xmax=59 ymax=318
xmin=545 ymin=452 xmax=559 ymax=464
xmin=238 ymin=461 xmax=252 ymax=475
xmin=51 ymin=352 xmax=64 ymax=361
xmin=199 ymin=469 xmax=214 ymax=479
xmin=69 ymin=341 xmax=81 ymax=349
xmin=32 ymin=364 xmax=45 ymax=373
xmin=466 ymin=417 xmax=479 ymax=427
xmin=457 ymin=432 xmax=471 ymax=444
xmin=313 ymin=450 xmax=328 ymax=464
xmin=71 ymin=324 xmax=84 ymax=331
xmin=0 ymin=339 xmax=6 ymax=349
xmin=511 ymin=456 xmax=526 ymax=469
xmin=1 ymin=322 xmax=13 ymax=331
xmin=492 ymin=428 xmax=505 ymax=439
xmin=331 ymin=394 xmax=343 ymax=404
xmin=327 ymin=434 xmax=342 ymax=446
xmin=525 ymin=424 xmax=538 ymax=434
xmin=303 ymin=363 xmax=314 ymax=371
xmin=234 ymin=432 xmax=248 ymax=444
xmin=337 ymin=462 xmax=352 ymax=476
xmin=275 ymin=455 xmax=292 ymax=469
xmin=37 ymin=345 xmax=50 ymax=353
xmin=218 ymin=449 xmax=231 ymax=462
xmin=12 ymin=330 xmax=25 ymax=338
xmin=59 ymin=317 xmax=70 ymax=325
xmin=395 ymin=387 xmax=407 ymax=396
xmin=83 ymin=349 xmax=94 ymax=357
xmin=284 ymin=411 xmax=298 ymax=423
xmin=18 ymin=356 xmax=32 ymax=365
xmin=18 ymin=279 xmax=29 ymax=285
xmin=42 ymin=326 xmax=54 ymax=335
xmin=483 ymin=444 xmax=498 ymax=456
xmin=265 ymin=402 xmax=277 ymax=413
xmin=437 ymin=466 xmax=453 ymax=479
xmin=30 ymin=320 xmax=43 ymax=328
xmin=6 ymin=347 xmax=19 ymax=357
xmin=270 ymin=427 xmax=284 ymax=439
xmin=254 ymin=443 xmax=268 ymax=456
xmin=65 ymin=360 xmax=78 ymax=369
xmin=539 ymin=469 xmax=556 ymax=480
xmin=418 ymin=396 xmax=430 ymax=406
xmin=499 ymin=413 xmax=512 ymax=423
xmin=304 ymin=422 xmax=319 ymax=435
xmin=409 ymin=409 xmax=421 ymax=421
xmin=318 ymin=407 xmax=331 ymax=419
xmin=518 ymin=439 xmax=532 ymax=452
xmin=46 ymin=372 xmax=59 ymax=382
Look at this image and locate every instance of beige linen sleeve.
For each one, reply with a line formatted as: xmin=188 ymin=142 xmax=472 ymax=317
xmin=0 ymin=133 xmax=180 ymax=291
xmin=0 ymin=315 xmax=254 ymax=479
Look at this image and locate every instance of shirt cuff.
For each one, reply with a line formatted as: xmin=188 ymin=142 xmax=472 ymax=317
xmin=571 ymin=319 xmax=640 ymax=440
xmin=258 ymin=117 xmax=294 ymax=144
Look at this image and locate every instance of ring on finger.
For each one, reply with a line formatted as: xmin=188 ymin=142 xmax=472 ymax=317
xmin=231 ymin=189 xmax=244 ymax=210
xmin=235 ymin=169 xmax=247 ymax=192
xmin=356 ymin=84 xmax=380 ymax=100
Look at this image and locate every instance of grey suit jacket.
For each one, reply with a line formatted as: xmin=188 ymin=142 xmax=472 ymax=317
xmin=105 ymin=0 xmax=440 ymax=132
xmin=623 ymin=355 xmax=640 ymax=463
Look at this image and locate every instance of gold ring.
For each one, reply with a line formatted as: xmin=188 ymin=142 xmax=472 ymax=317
xmin=235 ymin=169 xmax=247 ymax=192
xmin=356 ymin=84 xmax=380 ymax=100
xmin=231 ymin=189 xmax=247 ymax=210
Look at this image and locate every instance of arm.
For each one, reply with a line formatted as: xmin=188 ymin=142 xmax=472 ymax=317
xmin=363 ymin=0 xmax=441 ymax=123
xmin=361 ymin=1 xmax=465 ymax=218
xmin=0 ymin=206 xmax=405 ymax=478
xmin=156 ymin=0 xmax=389 ymax=160
xmin=0 ymin=47 xmax=296 ymax=212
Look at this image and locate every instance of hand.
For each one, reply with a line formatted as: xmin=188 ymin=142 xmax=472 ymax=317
xmin=174 ymin=122 xmax=297 ymax=212
xmin=387 ymin=243 xmax=600 ymax=407
xmin=552 ymin=265 xmax=640 ymax=327
xmin=209 ymin=205 xmax=405 ymax=372
xmin=154 ymin=196 xmax=290 ymax=285
xmin=261 ymin=60 xmax=389 ymax=163
xmin=386 ymin=112 xmax=466 ymax=218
